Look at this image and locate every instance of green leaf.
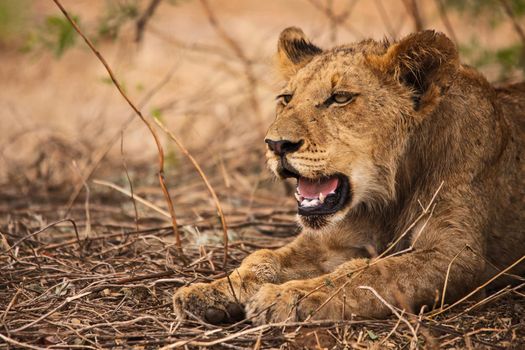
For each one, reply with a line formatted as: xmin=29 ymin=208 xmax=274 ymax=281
xmin=165 ymin=147 xmax=179 ymax=170
xmin=97 ymin=1 xmax=139 ymax=40
xmin=44 ymin=14 xmax=79 ymax=57
xmin=367 ymin=330 xmax=378 ymax=340
xmin=151 ymin=107 xmax=163 ymax=121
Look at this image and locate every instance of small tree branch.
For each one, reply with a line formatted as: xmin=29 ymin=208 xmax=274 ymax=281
xmin=498 ymin=0 xmax=525 ymax=65
xmin=51 ymin=0 xmax=183 ymax=255
xmin=375 ymin=0 xmax=398 ymax=39
xmin=435 ymin=0 xmax=458 ymax=44
xmin=64 ymin=64 xmax=178 ymax=214
xmin=401 ymin=0 xmax=425 ymax=31
xmin=136 ymin=0 xmax=163 ymax=43
xmin=306 ymin=0 xmax=361 ymax=41
xmin=154 ymin=118 xmax=230 ymax=268
xmin=199 ymin=0 xmax=264 ymax=135
xmin=120 ymin=133 xmax=140 ymax=232
xmin=358 ymin=286 xmax=418 ymax=345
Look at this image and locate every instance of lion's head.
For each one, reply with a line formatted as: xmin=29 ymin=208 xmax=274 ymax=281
xmin=265 ymin=28 xmax=459 ymax=229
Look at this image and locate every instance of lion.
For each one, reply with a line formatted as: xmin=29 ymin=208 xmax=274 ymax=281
xmin=173 ymin=28 xmax=525 ymax=325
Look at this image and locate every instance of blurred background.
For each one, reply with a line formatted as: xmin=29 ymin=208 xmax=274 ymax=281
xmin=0 ymin=0 xmax=524 ymax=224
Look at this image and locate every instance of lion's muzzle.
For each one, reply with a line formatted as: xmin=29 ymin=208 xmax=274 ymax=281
xmin=265 ymin=138 xmax=304 ymax=157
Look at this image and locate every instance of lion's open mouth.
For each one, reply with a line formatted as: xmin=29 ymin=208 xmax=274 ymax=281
xmin=276 ymin=161 xmax=351 ymax=216
xmin=295 ymin=174 xmax=350 ymax=216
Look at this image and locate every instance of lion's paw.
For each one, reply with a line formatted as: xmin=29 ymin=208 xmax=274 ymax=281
xmin=246 ymin=283 xmax=325 ymax=324
xmin=173 ymin=282 xmax=244 ymax=324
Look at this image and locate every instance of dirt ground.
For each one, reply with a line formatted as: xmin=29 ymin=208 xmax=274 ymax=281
xmin=0 ymin=0 xmax=524 ymax=349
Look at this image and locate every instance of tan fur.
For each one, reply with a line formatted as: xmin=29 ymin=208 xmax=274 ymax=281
xmin=173 ymin=29 xmax=524 ymax=324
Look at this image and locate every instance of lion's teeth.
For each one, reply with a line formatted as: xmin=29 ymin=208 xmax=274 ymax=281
xmin=294 ymin=192 xmax=302 ymax=202
xmin=301 ymin=198 xmax=321 ymax=207
xmin=319 ymin=193 xmax=325 ymax=203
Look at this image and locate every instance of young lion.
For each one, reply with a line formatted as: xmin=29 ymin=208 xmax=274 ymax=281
xmin=173 ymin=28 xmax=525 ymax=324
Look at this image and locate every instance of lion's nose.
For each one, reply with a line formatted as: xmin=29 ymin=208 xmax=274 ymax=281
xmin=265 ymin=139 xmax=304 ymax=156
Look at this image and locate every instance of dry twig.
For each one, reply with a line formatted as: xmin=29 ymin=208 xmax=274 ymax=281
xmin=136 ymin=0 xmax=163 ymax=43
xmin=153 ymin=119 xmax=230 ymax=268
xmin=401 ymin=0 xmax=425 ymax=31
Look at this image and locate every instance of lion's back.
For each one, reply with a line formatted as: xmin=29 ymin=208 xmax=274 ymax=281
xmin=496 ymin=82 xmax=525 ymax=134
xmin=487 ymin=82 xmax=525 ymax=278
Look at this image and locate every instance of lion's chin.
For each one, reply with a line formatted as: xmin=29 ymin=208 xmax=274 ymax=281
xmin=299 ymin=215 xmax=331 ymax=230
xmin=298 ymin=207 xmax=350 ymax=230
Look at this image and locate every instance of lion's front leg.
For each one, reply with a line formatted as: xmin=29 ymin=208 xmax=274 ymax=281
xmin=173 ymin=233 xmax=359 ymax=324
xmin=247 ymin=247 xmax=483 ymax=324
xmin=246 ymin=259 xmax=369 ymax=324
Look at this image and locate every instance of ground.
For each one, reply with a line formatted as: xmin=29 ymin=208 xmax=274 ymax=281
xmin=1 ymin=176 xmax=523 ymax=349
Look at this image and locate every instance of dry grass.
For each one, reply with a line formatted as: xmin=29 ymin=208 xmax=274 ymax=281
xmin=0 ymin=190 xmax=523 ymax=348
xmin=1 ymin=0 xmax=524 ymax=349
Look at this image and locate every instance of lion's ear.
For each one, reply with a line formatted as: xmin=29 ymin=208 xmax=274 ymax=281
xmin=277 ymin=27 xmax=322 ymax=79
xmin=368 ymin=30 xmax=459 ymax=110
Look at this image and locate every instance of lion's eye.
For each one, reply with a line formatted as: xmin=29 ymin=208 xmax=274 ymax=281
xmin=277 ymin=94 xmax=293 ymax=106
xmin=332 ymin=92 xmax=355 ymax=105
xmin=322 ymin=91 xmax=358 ymax=107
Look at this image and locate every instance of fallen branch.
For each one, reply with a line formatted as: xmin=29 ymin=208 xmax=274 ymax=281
xmin=6 ymin=218 xmax=81 ymax=253
xmin=0 ymin=333 xmax=48 ymax=350
xmin=11 ymin=291 xmax=92 ymax=332
xmin=93 ymin=179 xmax=170 ymax=218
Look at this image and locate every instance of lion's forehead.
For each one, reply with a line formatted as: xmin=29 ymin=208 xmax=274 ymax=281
xmin=288 ymin=52 xmax=378 ymax=97
xmin=299 ymin=51 xmax=363 ymax=79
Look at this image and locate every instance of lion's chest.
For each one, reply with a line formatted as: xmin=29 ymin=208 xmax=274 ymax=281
xmin=319 ymin=254 xmax=348 ymax=273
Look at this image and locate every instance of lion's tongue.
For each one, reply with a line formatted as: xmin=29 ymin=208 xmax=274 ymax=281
xmin=298 ymin=177 xmax=339 ymax=199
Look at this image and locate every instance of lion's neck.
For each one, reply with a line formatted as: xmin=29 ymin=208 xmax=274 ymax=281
xmin=378 ymin=75 xmax=508 ymax=240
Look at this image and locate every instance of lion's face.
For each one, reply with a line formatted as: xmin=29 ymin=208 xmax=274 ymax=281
xmin=266 ymin=28 xmax=458 ymax=229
